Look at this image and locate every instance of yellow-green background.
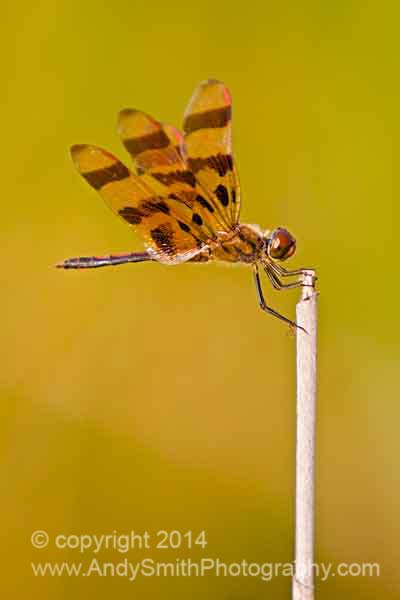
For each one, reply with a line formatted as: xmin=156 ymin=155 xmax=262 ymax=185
xmin=2 ymin=1 xmax=399 ymax=597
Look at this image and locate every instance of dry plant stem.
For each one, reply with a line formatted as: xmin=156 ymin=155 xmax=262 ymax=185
xmin=293 ymin=270 xmax=318 ymax=600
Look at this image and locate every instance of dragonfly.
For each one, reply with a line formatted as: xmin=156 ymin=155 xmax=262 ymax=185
xmin=58 ymin=79 xmax=314 ymax=331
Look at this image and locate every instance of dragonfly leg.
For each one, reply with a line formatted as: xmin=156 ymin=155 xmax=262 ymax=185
xmin=264 ymin=265 xmax=306 ymax=290
xmin=56 ymin=252 xmax=152 ymax=269
xmin=268 ymin=261 xmax=314 ymax=278
xmin=253 ymin=264 xmax=307 ymax=333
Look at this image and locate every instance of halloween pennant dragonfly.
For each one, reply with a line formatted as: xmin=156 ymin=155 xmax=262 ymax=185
xmin=58 ymin=79 xmax=314 ymax=331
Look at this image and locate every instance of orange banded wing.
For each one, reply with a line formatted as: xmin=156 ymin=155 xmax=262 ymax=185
xmin=70 ymin=144 xmax=212 ymax=265
xmin=117 ymin=108 xmax=233 ymax=234
xmin=183 ymin=79 xmax=241 ymax=227
xmin=117 ymin=109 xmax=182 ymax=175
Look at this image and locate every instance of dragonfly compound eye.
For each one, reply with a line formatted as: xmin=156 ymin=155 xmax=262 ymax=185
xmin=268 ymin=228 xmax=296 ymax=261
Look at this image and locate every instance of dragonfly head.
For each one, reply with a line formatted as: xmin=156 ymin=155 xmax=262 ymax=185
xmin=264 ymin=227 xmax=296 ymax=261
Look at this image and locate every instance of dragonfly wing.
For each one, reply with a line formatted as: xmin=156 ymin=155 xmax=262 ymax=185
xmin=70 ymin=144 xmax=208 ymax=264
xmin=183 ymin=79 xmax=241 ymax=227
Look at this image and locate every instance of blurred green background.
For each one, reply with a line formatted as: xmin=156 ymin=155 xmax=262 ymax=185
xmin=2 ymin=0 xmax=399 ymax=597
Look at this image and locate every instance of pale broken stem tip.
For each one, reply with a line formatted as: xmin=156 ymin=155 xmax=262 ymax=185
xmin=300 ymin=270 xmax=317 ymax=302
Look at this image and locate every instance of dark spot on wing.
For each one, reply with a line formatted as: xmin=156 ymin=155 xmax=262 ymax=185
xmin=150 ymin=223 xmax=175 ymax=250
xmin=196 ymin=195 xmax=214 ymax=213
xmin=140 ymin=199 xmax=170 ymax=214
xmin=214 ymin=184 xmax=229 ymax=207
xmin=123 ymin=130 xmax=170 ymax=156
xmin=152 ymin=170 xmax=196 ymax=188
xmin=184 ymin=106 xmax=231 ymax=134
xmin=121 ymin=199 xmax=170 ymax=224
xmin=83 ymin=162 xmax=131 ymax=190
xmin=119 ymin=206 xmax=144 ymax=224
xmin=178 ymin=221 xmax=191 ymax=233
xmin=188 ymin=153 xmax=233 ymax=177
xmin=192 ymin=213 xmax=203 ymax=226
